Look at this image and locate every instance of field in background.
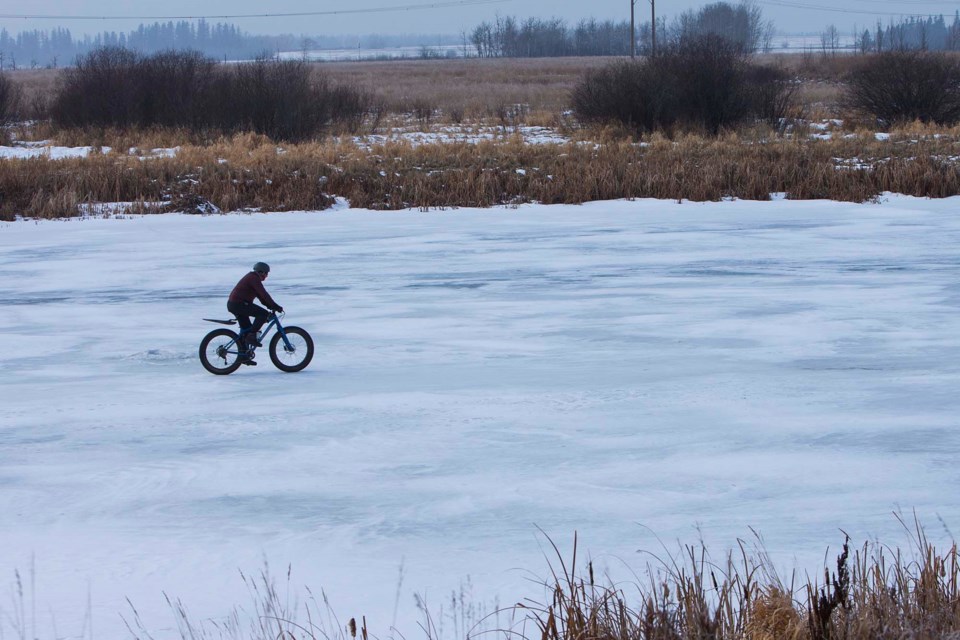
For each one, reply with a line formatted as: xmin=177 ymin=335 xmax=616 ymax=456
xmin=7 ymin=53 xmax=862 ymax=126
xmin=319 ymin=57 xmax=610 ymax=117
xmin=7 ymin=56 xmax=610 ymax=122
xmin=5 ymin=52 xmax=960 ymax=220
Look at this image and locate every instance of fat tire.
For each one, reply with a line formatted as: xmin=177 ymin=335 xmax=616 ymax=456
xmin=199 ymin=328 xmax=244 ymax=375
xmin=269 ymin=326 xmax=314 ymax=372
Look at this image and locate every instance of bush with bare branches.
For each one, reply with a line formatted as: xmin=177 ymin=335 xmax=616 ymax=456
xmin=572 ymin=35 xmax=798 ymax=135
xmin=844 ymin=51 xmax=960 ymax=126
xmin=0 ymin=72 xmax=22 ymax=126
xmin=50 ymin=48 xmax=373 ymax=141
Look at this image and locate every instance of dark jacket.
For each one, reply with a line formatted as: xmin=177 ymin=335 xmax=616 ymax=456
xmin=229 ymin=272 xmax=280 ymax=310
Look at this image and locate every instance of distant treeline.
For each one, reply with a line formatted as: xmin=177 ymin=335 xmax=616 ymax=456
xmin=0 ymin=21 xmax=456 ymax=68
xmin=6 ymin=6 xmax=960 ymax=69
xmin=471 ymin=17 xmax=636 ymax=57
xmin=470 ymin=2 xmax=774 ymax=57
xmin=855 ymin=14 xmax=960 ymax=52
xmin=471 ymin=6 xmax=960 ymax=58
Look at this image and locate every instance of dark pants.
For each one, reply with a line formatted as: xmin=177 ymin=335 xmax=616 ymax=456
xmin=227 ymin=300 xmax=270 ymax=336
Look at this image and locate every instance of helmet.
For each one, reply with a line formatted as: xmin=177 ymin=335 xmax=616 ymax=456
xmin=252 ymin=262 xmax=270 ymax=274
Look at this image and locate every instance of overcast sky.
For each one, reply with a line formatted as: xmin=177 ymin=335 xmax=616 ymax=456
xmin=0 ymin=0 xmax=957 ymax=39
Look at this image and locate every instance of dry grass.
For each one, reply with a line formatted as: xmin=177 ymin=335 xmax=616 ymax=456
xmin=4 ymin=68 xmax=58 ymax=118
xmin=12 ymin=53 xmax=960 ymax=127
xmin=6 ymin=128 xmax=960 ymax=219
xmin=6 ymin=55 xmax=960 ymax=219
xmin=7 ymin=57 xmax=613 ymax=129
xmin=3 ymin=521 xmax=959 ymax=640
xmin=0 ymin=54 xmax=899 ymax=131
xmin=520 ymin=522 xmax=960 ymax=640
xmin=318 ymin=57 xmax=610 ymax=121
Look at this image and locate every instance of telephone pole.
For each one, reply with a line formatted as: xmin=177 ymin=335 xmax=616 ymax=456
xmin=650 ymin=0 xmax=656 ymax=56
xmin=630 ymin=0 xmax=656 ymax=58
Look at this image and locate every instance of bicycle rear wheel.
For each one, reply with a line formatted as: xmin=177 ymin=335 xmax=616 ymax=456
xmin=269 ymin=326 xmax=314 ymax=372
xmin=199 ymin=328 xmax=244 ymax=375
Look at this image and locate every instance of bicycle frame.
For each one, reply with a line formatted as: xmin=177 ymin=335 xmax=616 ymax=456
xmin=235 ymin=313 xmax=295 ymax=352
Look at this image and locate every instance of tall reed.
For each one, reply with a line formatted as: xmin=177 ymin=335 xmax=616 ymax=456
xmin=520 ymin=522 xmax=960 ymax=640
xmin=4 ymin=132 xmax=960 ymax=220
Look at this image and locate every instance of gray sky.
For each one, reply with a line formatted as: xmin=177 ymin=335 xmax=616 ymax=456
xmin=0 ymin=0 xmax=957 ymax=39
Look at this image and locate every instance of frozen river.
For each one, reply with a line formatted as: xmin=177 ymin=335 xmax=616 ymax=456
xmin=2 ymin=195 xmax=959 ymax=639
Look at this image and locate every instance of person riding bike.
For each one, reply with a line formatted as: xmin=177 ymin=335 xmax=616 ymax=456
xmin=228 ymin=262 xmax=283 ymax=365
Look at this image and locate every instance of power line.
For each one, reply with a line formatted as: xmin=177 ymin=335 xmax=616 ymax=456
xmin=0 ymin=0 xmax=509 ymax=21
xmin=757 ymin=0 xmax=958 ymax=17
xmin=845 ymin=0 xmax=960 ymax=5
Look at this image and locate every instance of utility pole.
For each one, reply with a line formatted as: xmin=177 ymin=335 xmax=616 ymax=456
xmin=650 ymin=0 xmax=656 ymax=56
xmin=631 ymin=0 xmax=656 ymax=58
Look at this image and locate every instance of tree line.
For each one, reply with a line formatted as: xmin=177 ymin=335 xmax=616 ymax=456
xmin=852 ymin=14 xmax=960 ymax=53
xmin=9 ymin=4 xmax=960 ymax=70
xmin=0 ymin=21 xmax=455 ymax=69
xmin=470 ymin=2 xmax=774 ymax=57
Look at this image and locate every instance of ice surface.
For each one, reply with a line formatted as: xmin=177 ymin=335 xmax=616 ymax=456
xmin=2 ymin=195 xmax=959 ymax=638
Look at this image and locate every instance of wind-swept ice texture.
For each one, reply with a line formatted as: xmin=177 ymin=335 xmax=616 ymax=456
xmin=2 ymin=196 xmax=960 ymax=638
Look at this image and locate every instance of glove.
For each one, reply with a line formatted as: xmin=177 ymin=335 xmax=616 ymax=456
xmin=275 ymin=306 xmax=284 ymax=313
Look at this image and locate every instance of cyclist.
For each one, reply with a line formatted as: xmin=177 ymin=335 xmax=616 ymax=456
xmin=228 ymin=262 xmax=284 ymax=365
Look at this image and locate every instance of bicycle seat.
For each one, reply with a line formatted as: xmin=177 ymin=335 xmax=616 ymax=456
xmin=203 ymin=318 xmax=238 ymax=325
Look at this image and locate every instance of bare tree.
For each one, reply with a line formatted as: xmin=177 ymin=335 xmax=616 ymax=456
xmin=671 ymin=0 xmax=773 ymax=53
xmin=820 ymin=24 xmax=839 ymax=55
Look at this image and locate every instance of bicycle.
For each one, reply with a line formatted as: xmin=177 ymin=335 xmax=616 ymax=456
xmin=199 ymin=311 xmax=314 ymax=375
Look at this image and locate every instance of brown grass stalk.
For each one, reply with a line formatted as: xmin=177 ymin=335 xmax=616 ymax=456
xmin=5 ymin=132 xmax=960 ymax=220
xmin=519 ymin=524 xmax=960 ymax=640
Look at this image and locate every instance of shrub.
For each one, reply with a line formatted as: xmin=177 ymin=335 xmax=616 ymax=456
xmin=219 ymin=57 xmax=334 ymax=141
xmin=328 ymin=85 xmax=381 ymax=133
xmin=657 ymin=35 xmax=753 ymax=133
xmin=571 ymin=60 xmax=676 ymax=133
xmin=215 ymin=59 xmax=375 ymax=140
xmin=136 ymin=50 xmax=218 ymax=128
xmin=51 ymin=47 xmax=141 ymax=128
xmin=0 ymin=72 xmax=22 ymax=126
xmin=51 ymin=48 xmax=373 ymax=141
xmin=844 ymin=51 xmax=960 ymax=126
xmin=571 ymin=35 xmax=797 ymax=135
xmin=744 ymin=63 xmax=801 ymax=128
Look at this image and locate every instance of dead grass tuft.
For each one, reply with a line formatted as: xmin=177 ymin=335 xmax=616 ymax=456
xmin=747 ymin=587 xmax=805 ymax=640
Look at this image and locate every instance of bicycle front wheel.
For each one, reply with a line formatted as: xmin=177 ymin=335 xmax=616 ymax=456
xmin=269 ymin=326 xmax=314 ymax=372
xmin=199 ymin=328 xmax=243 ymax=375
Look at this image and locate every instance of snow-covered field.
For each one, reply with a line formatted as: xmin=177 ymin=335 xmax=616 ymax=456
xmin=2 ymin=195 xmax=960 ymax=639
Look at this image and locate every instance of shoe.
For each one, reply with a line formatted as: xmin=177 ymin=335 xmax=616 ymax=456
xmin=241 ymin=359 xmax=257 ymax=366
xmin=245 ymin=334 xmax=263 ymax=348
